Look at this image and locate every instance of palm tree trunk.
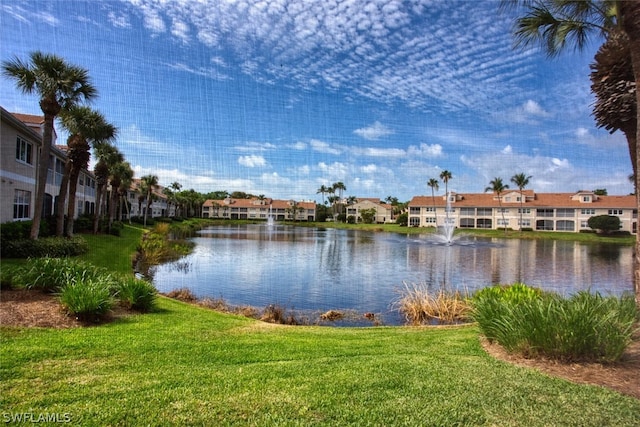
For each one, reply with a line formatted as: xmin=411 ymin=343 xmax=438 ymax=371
xmin=30 ymin=111 xmax=57 ymax=239
xmin=93 ymin=185 xmax=103 ymax=234
xmin=55 ymin=159 xmax=73 ymax=236
xmin=620 ymin=1 xmax=640 ymax=306
xmin=65 ymin=166 xmax=81 ymax=237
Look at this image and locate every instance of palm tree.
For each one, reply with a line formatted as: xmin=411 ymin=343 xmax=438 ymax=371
xmin=590 ymin=29 xmax=637 ymax=181
xmin=140 ymin=175 xmax=159 ymax=226
xmin=507 ymin=0 xmax=640 ymax=303
xmin=92 ymin=143 xmax=123 ymax=234
xmin=510 ymin=172 xmax=532 ymax=234
xmin=333 ymin=182 xmax=347 ymax=216
xmin=427 ymin=178 xmax=439 ymax=227
xmin=57 ymin=106 xmax=117 ymax=236
xmin=485 ymin=177 xmax=509 ymax=236
xmin=316 ymin=185 xmax=329 ymax=205
xmin=439 ymin=170 xmax=452 ymax=197
xmin=2 ymin=51 xmax=97 ymax=239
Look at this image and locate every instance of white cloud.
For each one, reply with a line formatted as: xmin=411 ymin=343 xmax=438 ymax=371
xmin=353 ymin=121 xmax=393 ymax=140
xmin=407 ymin=143 xmax=443 ymax=158
xmin=238 ymin=155 xmax=267 ymax=167
xmin=503 ymin=99 xmax=551 ymax=124
xmin=310 ymin=139 xmax=342 ymax=155
xmin=108 ymin=11 xmax=131 ymax=28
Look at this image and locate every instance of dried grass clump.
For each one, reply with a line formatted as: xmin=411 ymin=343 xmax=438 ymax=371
xmin=164 ymin=287 xmax=197 ymax=302
xmin=394 ymin=282 xmax=471 ymax=325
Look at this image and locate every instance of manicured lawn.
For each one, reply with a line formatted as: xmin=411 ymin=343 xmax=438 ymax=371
xmin=1 ymin=299 xmax=639 ymax=426
xmin=77 ymin=225 xmax=144 ymax=273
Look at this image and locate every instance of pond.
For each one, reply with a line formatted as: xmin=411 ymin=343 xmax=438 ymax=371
xmin=151 ymin=224 xmax=634 ymax=325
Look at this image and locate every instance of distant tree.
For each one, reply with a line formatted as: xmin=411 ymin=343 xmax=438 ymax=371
xmin=360 ymin=208 xmax=377 ymax=224
xmin=439 ymin=171 xmax=452 ymax=197
xmin=140 ymin=175 xmax=159 ymax=226
xmin=316 ymin=185 xmax=329 ymax=205
xmin=511 ymin=172 xmax=532 ymax=234
xmin=485 ymin=177 xmax=509 ymax=235
xmin=396 ymin=212 xmax=408 ymax=227
xmin=2 ymin=51 xmax=97 ymax=239
xmin=588 ymin=215 xmax=621 ymax=234
xmin=593 ymin=188 xmax=608 ymax=195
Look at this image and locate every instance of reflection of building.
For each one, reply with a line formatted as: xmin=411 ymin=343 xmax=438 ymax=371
xmin=345 ymin=198 xmax=395 ymax=223
xmin=1 ymin=108 xmax=96 ymax=224
xmin=202 ymin=197 xmax=316 ymax=221
xmin=408 ymin=190 xmax=637 ymax=234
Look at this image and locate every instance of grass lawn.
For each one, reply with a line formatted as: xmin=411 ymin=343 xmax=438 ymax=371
xmin=1 ymin=221 xmax=639 ymax=426
xmin=2 ymin=299 xmax=639 ymax=426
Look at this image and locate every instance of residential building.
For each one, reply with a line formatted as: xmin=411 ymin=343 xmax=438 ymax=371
xmin=124 ymin=179 xmax=175 ymax=219
xmin=345 ymin=198 xmax=395 ymax=223
xmin=202 ymin=197 xmax=316 ymax=221
xmin=408 ymin=190 xmax=637 ymax=234
xmin=1 ymin=107 xmax=97 ymax=224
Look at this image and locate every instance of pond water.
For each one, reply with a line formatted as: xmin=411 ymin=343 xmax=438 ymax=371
xmin=151 ymin=224 xmax=634 ymax=325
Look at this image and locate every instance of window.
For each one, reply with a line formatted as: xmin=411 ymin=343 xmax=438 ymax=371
xmin=497 ymin=218 xmax=509 ymax=226
xmin=518 ymin=219 xmax=531 ymax=227
xmin=518 ymin=208 xmax=531 ymax=214
xmin=580 ymin=220 xmax=589 ymax=229
xmin=15 ymin=137 xmax=33 ymax=164
xmin=409 ymin=217 xmax=420 ymax=226
xmin=536 ymin=220 xmax=554 ymax=231
xmin=477 ymin=208 xmax=492 ymax=216
xmin=582 ymin=196 xmax=591 ymax=202
xmin=476 ymin=218 xmax=492 ymax=228
xmin=425 ymin=207 xmax=435 ymax=212
xmin=556 ymin=220 xmax=575 ymax=231
xmin=13 ymin=190 xmax=31 ymax=219
xmin=498 ymin=208 xmax=509 ymax=213
xmin=459 ymin=218 xmax=474 ymax=228
xmin=409 ymin=207 xmax=421 ymax=214
xmin=459 ymin=208 xmax=474 ymax=216
xmin=581 ymin=208 xmax=595 ymax=215
xmin=609 ymin=209 xmax=623 ymax=215
xmin=425 ymin=217 xmax=436 ymax=224
xmin=556 ymin=209 xmax=575 ymax=217
xmin=536 ymin=209 xmax=554 ymax=217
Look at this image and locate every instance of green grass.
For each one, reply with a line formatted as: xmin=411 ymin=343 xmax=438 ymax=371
xmin=2 ymin=299 xmax=639 ymax=426
xmin=78 ymin=225 xmax=144 ymax=274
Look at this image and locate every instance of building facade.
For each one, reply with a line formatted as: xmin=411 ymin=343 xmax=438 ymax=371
xmin=408 ymin=190 xmax=637 ymax=234
xmin=1 ymin=108 xmax=97 ymax=224
xmin=345 ymin=198 xmax=395 ymax=223
xmin=202 ymin=197 xmax=316 ymax=221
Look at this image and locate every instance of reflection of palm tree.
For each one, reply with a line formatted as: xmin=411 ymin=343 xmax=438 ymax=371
xmin=2 ymin=51 xmax=97 ymax=239
xmin=510 ymin=173 xmax=531 ymax=234
xmin=485 ymin=177 xmax=509 ymax=236
xmin=427 ymin=178 xmax=439 ymax=227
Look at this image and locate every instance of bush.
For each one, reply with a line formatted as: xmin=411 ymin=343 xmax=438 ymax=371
xmin=395 ymin=212 xmax=408 ymax=226
xmin=13 ymin=257 xmax=115 ymax=293
xmin=588 ymin=215 xmax=621 ymax=234
xmin=116 ymin=277 xmax=157 ymax=311
xmin=59 ymin=279 xmax=114 ymax=322
xmin=471 ymin=284 xmax=638 ymax=362
xmin=1 ymin=236 xmax=89 ymax=258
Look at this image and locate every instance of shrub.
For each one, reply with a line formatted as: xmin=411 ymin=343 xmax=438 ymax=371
xmin=116 ymin=277 xmax=157 ymax=311
xmin=394 ymin=282 xmax=471 ymax=325
xmin=395 ymin=212 xmax=408 ymax=226
xmin=59 ymin=279 xmax=114 ymax=322
xmin=1 ymin=236 xmax=89 ymax=258
xmin=14 ymin=257 xmax=115 ymax=293
xmin=471 ymin=284 xmax=638 ymax=362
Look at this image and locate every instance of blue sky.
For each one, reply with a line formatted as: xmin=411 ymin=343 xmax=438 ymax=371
xmin=1 ymin=0 xmax=632 ymax=202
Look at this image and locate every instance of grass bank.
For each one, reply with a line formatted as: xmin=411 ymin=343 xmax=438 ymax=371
xmin=1 ymin=299 xmax=639 ymax=426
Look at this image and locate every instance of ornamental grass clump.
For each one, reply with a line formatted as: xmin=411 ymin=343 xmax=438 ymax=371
xmin=59 ymin=279 xmax=114 ymax=322
xmin=471 ymin=284 xmax=638 ymax=362
xmin=14 ymin=257 xmax=114 ymax=293
xmin=115 ymin=277 xmax=157 ymax=312
xmin=394 ymin=282 xmax=472 ymax=325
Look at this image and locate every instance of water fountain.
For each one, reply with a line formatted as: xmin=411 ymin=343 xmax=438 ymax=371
xmin=431 ymin=192 xmax=456 ymax=245
xmin=267 ymin=205 xmax=275 ymax=227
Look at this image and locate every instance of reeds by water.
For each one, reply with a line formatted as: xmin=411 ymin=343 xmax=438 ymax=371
xmin=394 ymin=281 xmax=472 ymax=325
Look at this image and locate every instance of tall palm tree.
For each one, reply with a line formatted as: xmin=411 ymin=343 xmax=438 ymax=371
xmin=427 ymin=178 xmax=439 ymax=226
xmin=590 ymin=29 xmax=637 ymax=181
xmin=57 ymin=106 xmax=117 ymax=236
xmin=510 ymin=172 xmax=532 ymax=233
xmin=508 ymin=0 xmax=640 ymax=303
xmin=140 ymin=175 xmax=159 ymax=226
xmin=316 ymin=185 xmax=329 ymax=205
xmin=2 ymin=51 xmax=97 ymax=239
xmin=333 ymin=182 xmax=347 ymax=216
xmin=439 ymin=170 xmax=452 ymax=197
xmin=485 ymin=177 xmax=509 ymax=236
xmin=92 ymin=143 xmax=123 ymax=234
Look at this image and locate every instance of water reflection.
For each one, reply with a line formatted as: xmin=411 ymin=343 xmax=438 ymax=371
xmin=152 ymin=225 xmax=633 ymax=325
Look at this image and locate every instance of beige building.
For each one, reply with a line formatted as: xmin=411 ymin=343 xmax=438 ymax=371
xmin=345 ymin=198 xmax=395 ymax=223
xmin=202 ymin=197 xmax=316 ymax=221
xmin=1 ymin=107 xmax=97 ymax=224
xmin=408 ymin=190 xmax=637 ymax=233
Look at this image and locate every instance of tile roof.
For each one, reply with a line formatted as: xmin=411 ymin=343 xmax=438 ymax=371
xmin=409 ymin=191 xmax=636 ymax=209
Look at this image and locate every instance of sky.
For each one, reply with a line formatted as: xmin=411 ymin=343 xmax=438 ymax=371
xmin=0 ymin=0 xmax=633 ymax=202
